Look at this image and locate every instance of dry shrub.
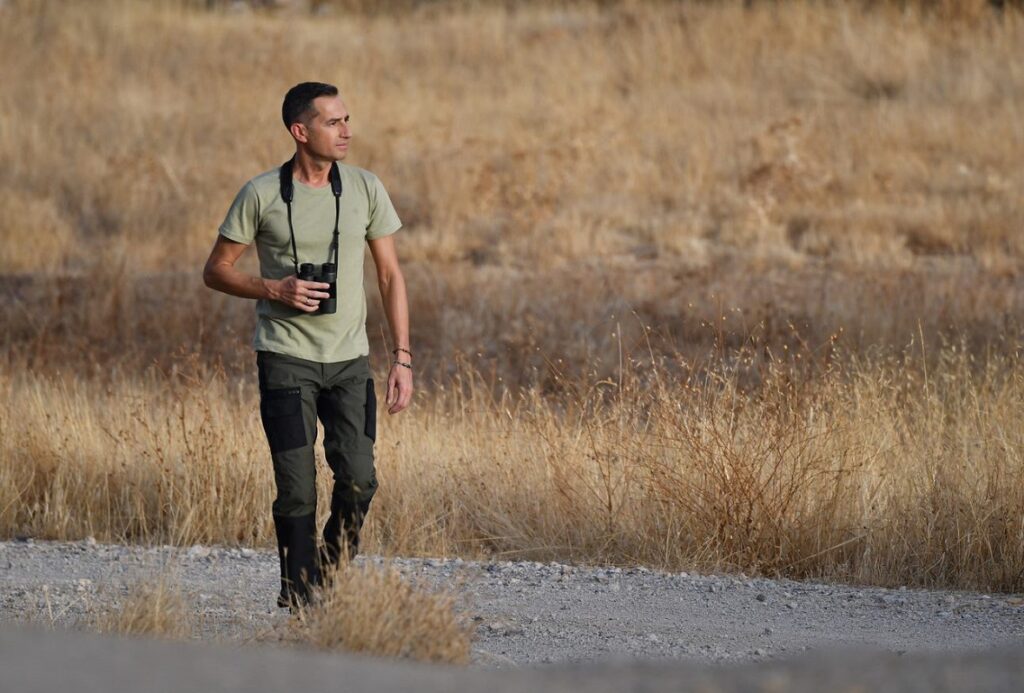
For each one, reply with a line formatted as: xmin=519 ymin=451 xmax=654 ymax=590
xmin=91 ymin=577 xmax=192 ymax=640
xmin=287 ymin=561 xmax=473 ymax=664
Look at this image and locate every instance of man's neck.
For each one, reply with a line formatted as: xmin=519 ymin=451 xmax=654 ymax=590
xmin=292 ymin=150 xmax=333 ymax=188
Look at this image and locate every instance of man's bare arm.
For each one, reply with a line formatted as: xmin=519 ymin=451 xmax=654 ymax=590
xmin=368 ymin=234 xmax=413 ymax=414
xmin=202 ymin=235 xmax=329 ymax=313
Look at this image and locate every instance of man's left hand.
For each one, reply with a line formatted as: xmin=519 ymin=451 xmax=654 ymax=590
xmin=386 ymin=361 xmax=413 ymax=414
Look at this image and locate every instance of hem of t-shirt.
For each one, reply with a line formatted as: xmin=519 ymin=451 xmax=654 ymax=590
xmin=218 ymin=226 xmax=253 ymax=245
xmin=366 ymin=222 xmax=402 ymax=242
xmin=252 ymin=342 xmax=370 ymax=365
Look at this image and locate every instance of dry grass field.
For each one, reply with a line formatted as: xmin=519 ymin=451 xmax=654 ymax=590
xmin=1 ymin=0 xmax=1023 ymax=592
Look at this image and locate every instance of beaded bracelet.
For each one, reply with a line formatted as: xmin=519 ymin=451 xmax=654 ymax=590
xmin=394 ymin=360 xmax=412 ymax=370
xmin=392 ymin=347 xmax=413 ymax=358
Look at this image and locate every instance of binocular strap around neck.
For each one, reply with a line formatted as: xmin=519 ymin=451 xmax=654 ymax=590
xmin=279 ymin=158 xmax=343 ymax=275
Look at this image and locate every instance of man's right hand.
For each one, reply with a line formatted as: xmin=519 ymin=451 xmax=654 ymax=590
xmin=202 ymin=236 xmax=330 ymax=312
xmin=269 ymin=276 xmax=331 ymax=313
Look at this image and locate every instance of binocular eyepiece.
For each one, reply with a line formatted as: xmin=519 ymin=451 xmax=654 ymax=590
xmin=298 ymin=262 xmax=337 ymax=315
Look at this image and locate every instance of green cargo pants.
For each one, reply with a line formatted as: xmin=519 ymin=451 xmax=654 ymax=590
xmin=256 ymin=350 xmax=378 ymax=605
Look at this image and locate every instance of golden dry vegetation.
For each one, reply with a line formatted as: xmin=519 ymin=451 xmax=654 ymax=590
xmin=78 ymin=563 xmax=472 ymax=661
xmin=90 ymin=576 xmax=194 ymax=639
xmin=287 ymin=560 xmax=474 ymax=664
xmin=1 ymin=0 xmax=1023 ymax=592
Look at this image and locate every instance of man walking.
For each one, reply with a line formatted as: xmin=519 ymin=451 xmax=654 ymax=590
xmin=203 ymin=82 xmax=412 ymax=608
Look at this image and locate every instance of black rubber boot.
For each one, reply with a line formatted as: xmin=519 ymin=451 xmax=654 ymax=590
xmin=321 ymin=496 xmax=371 ymax=570
xmin=273 ymin=513 xmax=321 ymax=608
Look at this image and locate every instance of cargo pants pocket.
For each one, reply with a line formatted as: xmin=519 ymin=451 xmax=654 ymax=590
xmin=364 ymin=379 xmax=377 ymax=443
xmin=260 ymin=387 xmax=307 ymax=454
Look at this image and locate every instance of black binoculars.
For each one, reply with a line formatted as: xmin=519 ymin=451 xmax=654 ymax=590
xmin=298 ymin=262 xmax=337 ymax=315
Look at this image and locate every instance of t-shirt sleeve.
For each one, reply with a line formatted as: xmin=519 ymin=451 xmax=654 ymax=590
xmin=365 ymin=174 xmax=402 ymax=241
xmin=218 ymin=181 xmax=260 ymax=245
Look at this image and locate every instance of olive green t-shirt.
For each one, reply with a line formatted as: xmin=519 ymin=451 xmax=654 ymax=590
xmin=218 ymin=163 xmax=401 ymax=363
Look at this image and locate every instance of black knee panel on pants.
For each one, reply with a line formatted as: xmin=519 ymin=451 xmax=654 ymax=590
xmin=260 ymin=387 xmax=306 ymax=454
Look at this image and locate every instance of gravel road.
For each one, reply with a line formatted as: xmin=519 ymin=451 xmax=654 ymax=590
xmin=1 ymin=539 xmax=1022 ymax=668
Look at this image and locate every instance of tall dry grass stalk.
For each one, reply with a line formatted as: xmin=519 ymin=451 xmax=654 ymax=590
xmin=287 ymin=560 xmax=473 ymax=664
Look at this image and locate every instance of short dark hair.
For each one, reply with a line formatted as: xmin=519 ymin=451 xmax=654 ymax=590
xmin=282 ymin=82 xmax=338 ymax=129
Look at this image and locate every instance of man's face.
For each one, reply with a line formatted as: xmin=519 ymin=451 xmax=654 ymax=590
xmin=293 ymin=95 xmax=351 ymax=161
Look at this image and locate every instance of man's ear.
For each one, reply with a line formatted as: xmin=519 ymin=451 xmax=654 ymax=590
xmin=289 ymin=121 xmax=309 ymax=144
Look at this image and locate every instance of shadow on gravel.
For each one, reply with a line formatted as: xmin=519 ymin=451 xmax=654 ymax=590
xmin=2 ymin=624 xmax=1023 ymax=693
